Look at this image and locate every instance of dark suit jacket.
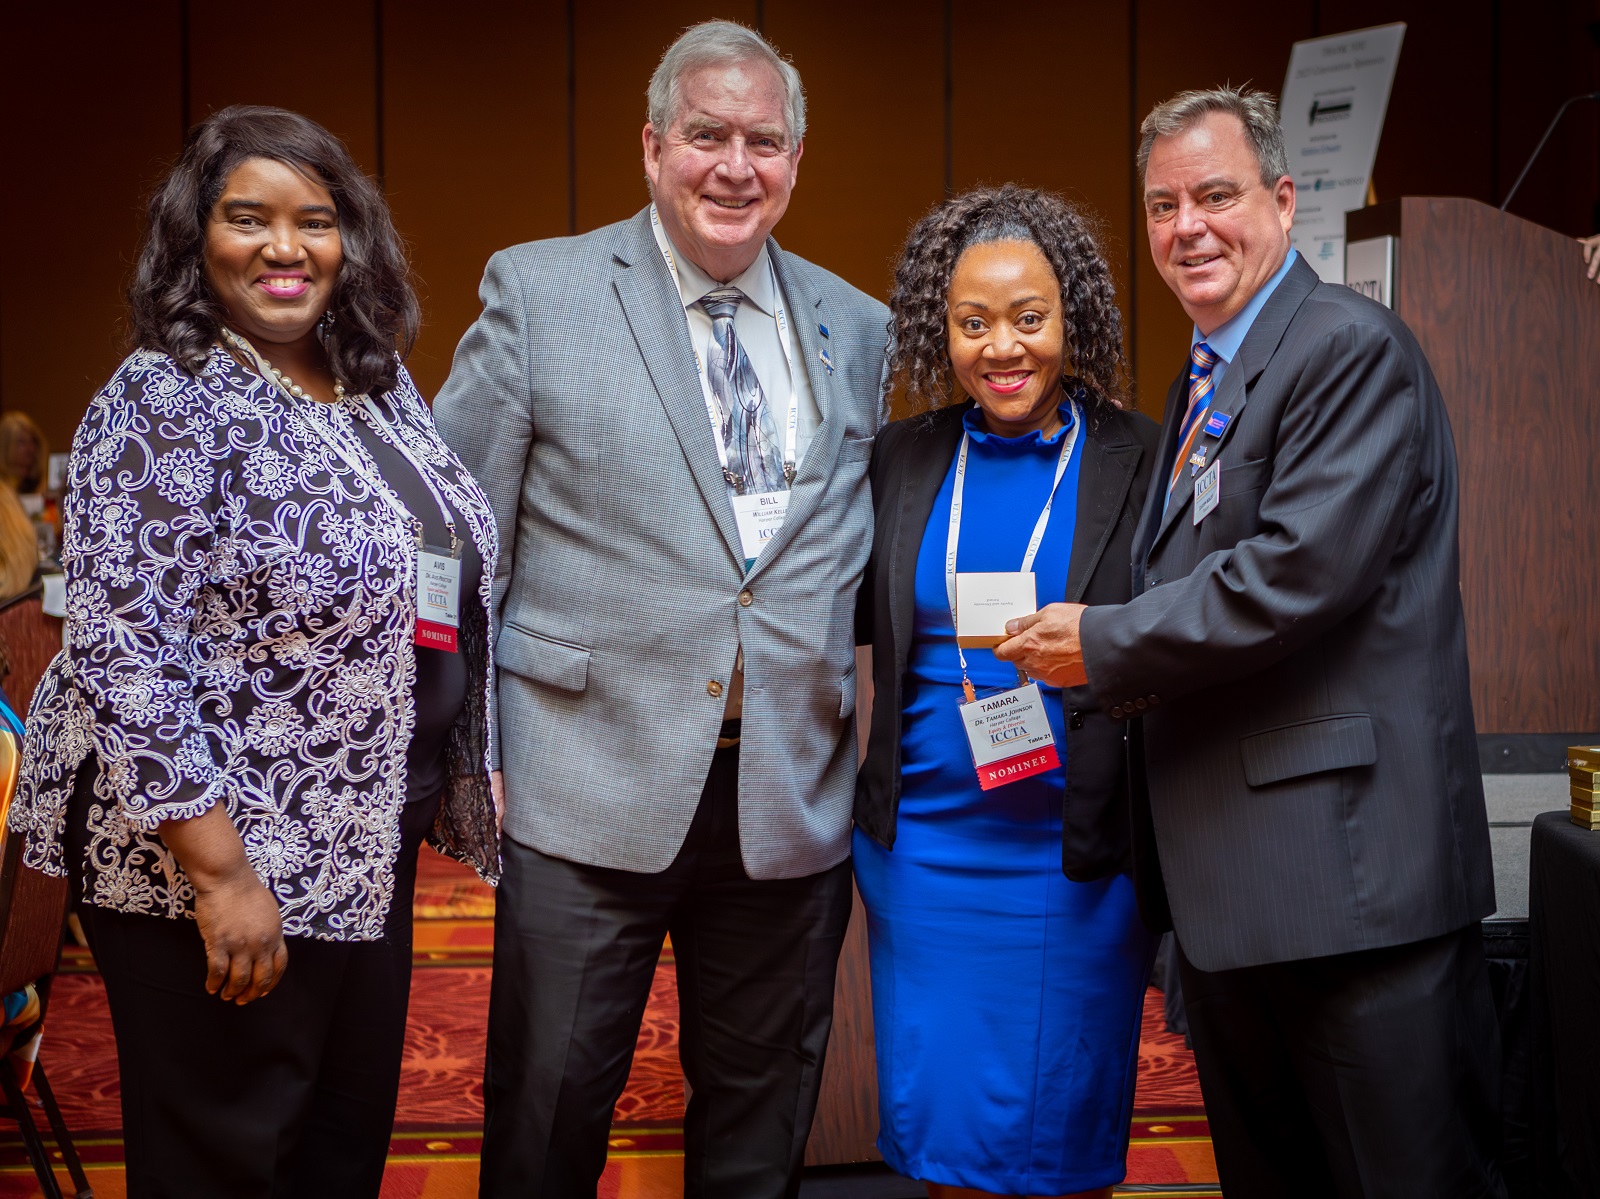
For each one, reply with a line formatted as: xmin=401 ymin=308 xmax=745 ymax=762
xmin=1081 ymin=255 xmax=1497 ymax=972
xmin=856 ymin=400 xmax=1159 ymax=881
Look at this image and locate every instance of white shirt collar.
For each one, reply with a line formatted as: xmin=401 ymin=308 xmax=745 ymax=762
xmin=650 ymin=207 xmax=777 ymax=316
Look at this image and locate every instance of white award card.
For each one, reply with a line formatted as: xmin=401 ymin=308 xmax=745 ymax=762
xmin=955 ymin=572 xmax=1037 ymax=649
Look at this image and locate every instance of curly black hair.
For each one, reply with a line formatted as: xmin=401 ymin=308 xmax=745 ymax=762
xmin=887 ymin=185 xmax=1128 ymax=417
xmin=127 ymin=105 xmax=419 ymax=396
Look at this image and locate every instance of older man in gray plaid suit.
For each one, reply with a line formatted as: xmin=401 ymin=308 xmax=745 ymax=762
xmin=433 ymin=20 xmax=888 ymax=1199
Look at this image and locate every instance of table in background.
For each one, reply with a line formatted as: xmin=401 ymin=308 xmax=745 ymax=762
xmin=1529 ymin=810 xmax=1600 ymax=1197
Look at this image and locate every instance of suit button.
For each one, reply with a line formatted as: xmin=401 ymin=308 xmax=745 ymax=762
xmin=1110 ymin=705 xmax=1124 ymax=719
xmin=1068 ymin=710 xmax=1085 ymax=730
xmin=738 ymin=588 xmax=754 ymax=607
xmin=1147 ymin=694 xmax=1160 ymax=707
xmin=1134 ymin=698 xmax=1148 ymax=711
xmin=707 ymin=679 xmax=724 ymax=698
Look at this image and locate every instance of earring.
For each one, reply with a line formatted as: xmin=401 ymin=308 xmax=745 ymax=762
xmin=316 ymin=309 xmax=335 ymax=345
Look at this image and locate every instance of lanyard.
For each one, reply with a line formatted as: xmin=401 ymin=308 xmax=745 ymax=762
xmin=220 ymin=328 xmax=425 ymax=549
xmin=944 ymin=400 xmax=1082 ymax=684
xmin=650 ymin=205 xmax=800 ymax=491
xmin=360 ymin=396 xmax=461 ymax=556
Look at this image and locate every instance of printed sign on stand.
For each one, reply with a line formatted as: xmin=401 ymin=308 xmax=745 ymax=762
xmin=1280 ymin=22 xmax=1405 ymax=284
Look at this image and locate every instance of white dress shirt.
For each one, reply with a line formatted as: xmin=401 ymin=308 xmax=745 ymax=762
xmin=651 ymin=212 xmax=821 ymax=474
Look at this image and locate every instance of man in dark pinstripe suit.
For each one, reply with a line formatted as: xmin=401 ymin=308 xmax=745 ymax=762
xmin=998 ymin=87 xmax=1505 ymax=1197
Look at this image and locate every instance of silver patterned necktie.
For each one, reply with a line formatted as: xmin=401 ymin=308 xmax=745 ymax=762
xmin=700 ymin=288 xmax=790 ymax=495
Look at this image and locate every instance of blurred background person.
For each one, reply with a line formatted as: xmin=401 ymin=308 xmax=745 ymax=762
xmin=0 ymin=413 xmax=58 ymax=560
xmin=9 ymin=105 xmax=500 ymax=1199
xmin=0 ymin=484 xmax=40 ymax=603
xmin=854 ymin=185 xmax=1160 ymax=1199
xmin=0 ymin=413 xmax=48 ymax=500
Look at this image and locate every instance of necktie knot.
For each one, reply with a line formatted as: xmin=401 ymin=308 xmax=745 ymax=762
xmin=1189 ymin=341 xmax=1218 ymax=392
xmin=700 ymin=288 xmax=744 ymax=322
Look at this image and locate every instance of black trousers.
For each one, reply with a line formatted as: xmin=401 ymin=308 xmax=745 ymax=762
xmin=73 ymin=795 xmax=438 ymax=1199
xmin=1178 ymin=923 xmax=1508 ymax=1199
xmin=479 ymin=745 xmax=854 ymax=1199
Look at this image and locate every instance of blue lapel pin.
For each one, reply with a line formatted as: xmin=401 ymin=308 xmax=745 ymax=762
xmin=1203 ymin=411 xmax=1231 ymax=437
xmin=818 ymin=323 xmax=830 ymax=339
xmin=818 ymin=348 xmax=834 ymax=375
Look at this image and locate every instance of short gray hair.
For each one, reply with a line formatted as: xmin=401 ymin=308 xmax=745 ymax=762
xmin=647 ymin=20 xmax=806 ymax=146
xmin=1137 ymin=86 xmax=1288 ymax=188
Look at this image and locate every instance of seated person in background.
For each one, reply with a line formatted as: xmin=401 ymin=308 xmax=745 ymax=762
xmin=0 ymin=484 xmax=38 ymax=603
xmin=0 ymin=414 xmax=47 ymax=501
xmin=0 ymin=415 xmax=57 ymax=559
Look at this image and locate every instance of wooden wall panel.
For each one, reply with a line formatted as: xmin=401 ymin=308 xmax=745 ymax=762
xmin=0 ymin=2 xmax=184 ymax=454
xmin=382 ymin=1 xmax=570 ymax=400
xmin=1131 ymin=0 xmax=1314 ymax=407
xmin=951 ymin=2 xmax=1137 ymax=401
xmin=764 ymin=0 xmax=945 ymax=302
xmin=572 ymin=1 xmax=758 ymax=236
xmin=187 ymin=0 xmax=380 ymax=175
xmin=1361 ymin=198 xmax=1600 ymax=732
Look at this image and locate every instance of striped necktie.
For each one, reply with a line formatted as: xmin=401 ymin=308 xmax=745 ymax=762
xmin=1167 ymin=341 xmax=1219 ymax=503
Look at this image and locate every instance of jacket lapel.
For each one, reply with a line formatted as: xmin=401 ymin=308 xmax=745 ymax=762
xmin=1065 ymin=410 xmax=1142 ymax=602
xmin=1151 ymin=361 xmax=1246 ymax=546
xmin=889 ymin=408 xmax=966 ymax=673
xmin=743 ymin=244 xmax=842 ymax=577
xmin=1146 ymin=254 xmax=1321 ymax=555
xmin=610 ymin=211 xmax=744 ymax=566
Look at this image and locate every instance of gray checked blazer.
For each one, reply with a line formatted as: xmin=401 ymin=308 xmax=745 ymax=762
xmin=1081 ymin=255 xmax=1496 ymax=972
xmin=433 ymin=208 xmax=889 ymax=879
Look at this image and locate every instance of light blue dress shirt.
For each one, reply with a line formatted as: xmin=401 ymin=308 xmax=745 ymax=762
xmin=1191 ymin=247 xmax=1300 ymax=391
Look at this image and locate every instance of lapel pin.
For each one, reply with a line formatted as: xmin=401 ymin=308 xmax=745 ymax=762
xmin=818 ymin=348 xmax=834 ymax=375
xmin=1203 ymin=411 xmax=1231 ymax=437
xmin=1189 ymin=447 xmax=1208 ymax=475
xmin=818 ymin=323 xmax=830 ymax=339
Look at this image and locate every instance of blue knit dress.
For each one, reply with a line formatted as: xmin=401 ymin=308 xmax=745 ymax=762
xmin=853 ymin=402 xmax=1156 ymax=1194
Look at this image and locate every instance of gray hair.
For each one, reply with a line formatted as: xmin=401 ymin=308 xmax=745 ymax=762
xmin=1136 ymin=86 xmax=1289 ymax=188
xmin=647 ymin=20 xmax=806 ymax=146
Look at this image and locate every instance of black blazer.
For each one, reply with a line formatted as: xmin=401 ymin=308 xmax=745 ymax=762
xmin=855 ymin=400 xmax=1159 ymax=881
xmin=1082 ymin=256 xmax=1497 ymax=971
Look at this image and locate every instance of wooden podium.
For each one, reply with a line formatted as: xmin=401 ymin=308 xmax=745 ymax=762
xmin=1346 ymin=199 xmax=1600 ymax=754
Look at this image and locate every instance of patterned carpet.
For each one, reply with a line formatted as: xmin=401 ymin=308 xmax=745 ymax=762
xmin=0 ymin=850 xmax=1217 ymax=1197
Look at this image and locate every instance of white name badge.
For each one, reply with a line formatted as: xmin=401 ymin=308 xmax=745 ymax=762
xmin=959 ymin=682 xmax=1061 ymax=791
xmin=416 ymin=547 xmax=462 ymax=653
xmin=955 ymin=572 xmax=1038 ymax=649
xmin=731 ymin=490 xmax=791 ymax=565
xmin=1193 ymin=458 xmax=1221 ymax=525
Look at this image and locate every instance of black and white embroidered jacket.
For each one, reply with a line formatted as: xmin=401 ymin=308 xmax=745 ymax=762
xmin=11 ymin=345 xmax=500 ymax=939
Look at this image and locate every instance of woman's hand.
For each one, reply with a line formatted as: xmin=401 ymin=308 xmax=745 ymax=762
xmin=159 ymin=804 xmax=287 ymax=1005
xmin=191 ymin=866 xmax=288 ymax=1004
xmin=491 ymin=770 xmax=506 ymax=836
xmin=1584 ymin=234 xmax=1600 ymax=284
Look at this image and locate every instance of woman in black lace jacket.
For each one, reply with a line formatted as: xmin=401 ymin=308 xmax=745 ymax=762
xmin=13 ymin=106 xmax=499 ymax=1197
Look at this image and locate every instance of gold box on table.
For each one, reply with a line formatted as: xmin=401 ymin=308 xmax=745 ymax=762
xmin=1569 ymin=747 xmax=1600 ymax=829
xmin=1567 ymin=746 xmax=1600 ymax=772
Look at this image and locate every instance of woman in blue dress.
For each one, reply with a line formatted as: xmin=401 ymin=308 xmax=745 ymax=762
xmin=855 ymin=185 xmax=1161 ymax=1199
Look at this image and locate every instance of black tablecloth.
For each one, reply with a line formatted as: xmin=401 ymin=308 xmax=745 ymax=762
xmin=1529 ymin=810 xmax=1600 ymax=1197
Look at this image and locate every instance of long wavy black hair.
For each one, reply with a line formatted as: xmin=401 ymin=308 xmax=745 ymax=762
xmin=128 ymin=105 xmax=419 ymax=396
xmin=887 ymin=185 xmax=1129 ymax=418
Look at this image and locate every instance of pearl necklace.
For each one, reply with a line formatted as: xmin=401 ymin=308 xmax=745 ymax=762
xmin=219 ymin=326 xmax=348 ymax=402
